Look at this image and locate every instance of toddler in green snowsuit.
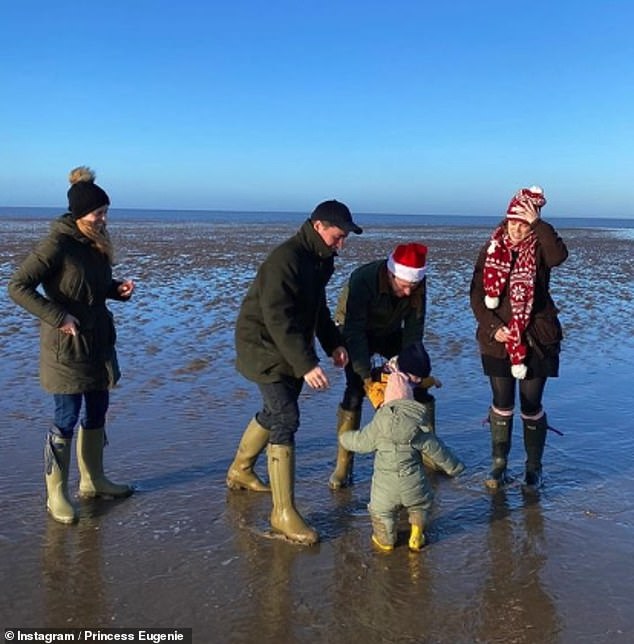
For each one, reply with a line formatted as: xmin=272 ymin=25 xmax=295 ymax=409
xmin=340 ymin=343 xmax=464 ymax=551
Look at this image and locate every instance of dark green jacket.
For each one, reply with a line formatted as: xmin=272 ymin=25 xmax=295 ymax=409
xmin=235 ymin=219 xmax=343 ymax=383
xmin=335 ymin=260 xmax=426 ymax=380
xmin=8 ymin=214 xmax=129 ymax=393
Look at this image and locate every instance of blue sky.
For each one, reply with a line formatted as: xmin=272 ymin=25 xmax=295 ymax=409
xmin=1 ymin=1 xmax=633 ymax=218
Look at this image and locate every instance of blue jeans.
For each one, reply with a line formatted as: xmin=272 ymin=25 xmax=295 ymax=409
xmin=52 ymin=390 xmax=110 ymax=438
xmin=256 ymin=377 xmax=304 ymax=445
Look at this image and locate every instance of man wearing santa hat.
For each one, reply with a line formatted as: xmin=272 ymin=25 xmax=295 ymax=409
xmin=329 ymin=242 xmax=446 ymax=489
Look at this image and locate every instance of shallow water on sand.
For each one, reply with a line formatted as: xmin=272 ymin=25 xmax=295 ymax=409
xmin=1 ymin=219 xmax=633 ymax=643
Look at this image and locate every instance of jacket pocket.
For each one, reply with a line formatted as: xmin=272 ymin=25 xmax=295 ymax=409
xmin=55 ymin=328 xmax=94 ymax=364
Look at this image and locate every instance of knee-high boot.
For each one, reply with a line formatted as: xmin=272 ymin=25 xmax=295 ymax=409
xmin=45 ymin=433 xmax=78 ymax=524
xmin=76 ymin=427 xmax=134 ymax=498
xmin=485 ymin=409 xmax=513 ymax=489
xmin=328 ymin=406 xmax=361 ymax=489
xmin=268 ymin=444 xmax=318 ymax=545
xmin=523 ymin=413 xmax=548 ymax=489
xmin=226 ymin=417 xmax=271 ymax=492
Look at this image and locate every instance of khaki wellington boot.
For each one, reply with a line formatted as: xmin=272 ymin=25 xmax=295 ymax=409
xmin=268 ymin=444 xmax=319 ymax=545
xmin=76 ymin=427 xmax=134 ymax=498
xmin=226 ymin=417 xmax=271 ymax=492
xmin=45 ymin=434 xmax=78 ymax=524
xmin=328 ymin=406 xmax=361 ymax=489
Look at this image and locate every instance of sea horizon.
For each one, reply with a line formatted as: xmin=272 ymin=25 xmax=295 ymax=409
xmin=0 ymin=205 xmax=633 ymax=230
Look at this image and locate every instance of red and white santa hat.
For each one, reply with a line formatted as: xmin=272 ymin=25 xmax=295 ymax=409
xmin=387 ymin=243 xmax=427 ymax=283
xmin=506 ymin=186 xmax=547 ymax=222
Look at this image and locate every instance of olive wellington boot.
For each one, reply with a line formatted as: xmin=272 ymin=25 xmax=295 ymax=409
xmin=485 ymin=409 xmax=513 ymax=490
xmin=522 ymin=413 xmax=548 ymax=490
xmin=226 ymin=417 xmax=271 ymax=492
xmin=45 ymin=434 xmax=78 ymax=524
xmin=76 ymin=427 xmax=134 ymax=499
xmin=328 ymin=406 xmax=361 ymax=489
xmin=268 ymin=444 xmax=319 ymax=545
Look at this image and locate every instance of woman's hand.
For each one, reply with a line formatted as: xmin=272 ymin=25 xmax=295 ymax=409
xmin=494 ymin=326 xmax=511 ymax=343
xmin=59 ymin=314 xmax=80 ymax=336
xmin=515 ymin=200 xmax=540 ymax=224
xmin=118 ymin=280 xmax=135 ymax=298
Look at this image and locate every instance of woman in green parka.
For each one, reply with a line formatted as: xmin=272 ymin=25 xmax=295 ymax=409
xmin=8 ymin=166 xmax=135 ymax=524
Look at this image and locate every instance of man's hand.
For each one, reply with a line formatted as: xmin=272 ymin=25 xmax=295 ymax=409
xmin=331 ymin=346 xmax=349 ymax=368
xmin=304 ymin=365 xmax=330 ymax=390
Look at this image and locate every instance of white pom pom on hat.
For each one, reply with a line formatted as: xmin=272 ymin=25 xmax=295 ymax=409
xmin=387 ymin=243 xmax=427 ymax=283
xmin=506 ymin=185 xmax=547 ymax=223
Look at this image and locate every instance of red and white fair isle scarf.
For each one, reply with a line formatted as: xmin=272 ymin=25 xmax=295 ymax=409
xmin=483 ymin=226 xmax=537 ymax=370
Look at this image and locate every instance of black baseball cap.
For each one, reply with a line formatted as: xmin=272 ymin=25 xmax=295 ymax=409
xmin=310 ymin=199 xmax=362 ymax=235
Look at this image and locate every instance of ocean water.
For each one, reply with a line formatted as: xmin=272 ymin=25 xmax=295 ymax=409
xmin=1 ymin=205 xmax=633 ymax=231
xmin=1 ymin=211 xmax=633 ymax=642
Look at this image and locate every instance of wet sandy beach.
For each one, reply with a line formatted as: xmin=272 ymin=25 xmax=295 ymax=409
xmin=1 ymin=215 xmax=633 ymax=643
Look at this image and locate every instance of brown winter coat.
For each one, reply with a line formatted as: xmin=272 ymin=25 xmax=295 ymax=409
xmin=470 ymin=218 xmax=568 ymax=360
xmin=8 ymin=214 xmax=130 ymax=393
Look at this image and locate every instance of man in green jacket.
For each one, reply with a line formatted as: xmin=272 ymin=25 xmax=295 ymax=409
xmin=227 ymin=200 xmax=362 ymax=545
xmin=329 ymin=242 xmax=431 ymax=489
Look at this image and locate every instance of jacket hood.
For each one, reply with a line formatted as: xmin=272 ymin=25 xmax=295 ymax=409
xmin=50 ymin=213 xmax=87 ymax=243
xmin=298 ymin=218 xmax=337 ymax=260
xmin=380 ymin=398 xmax=426 ymax=444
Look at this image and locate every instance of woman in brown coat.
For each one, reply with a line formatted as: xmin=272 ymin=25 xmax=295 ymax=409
xmin=8 ymin=167 xmax=135 ymax=524
xmin=470 ymin=186 xmax=568 ymax=491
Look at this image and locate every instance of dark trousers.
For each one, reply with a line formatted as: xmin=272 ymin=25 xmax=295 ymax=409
xmin=256 ymin=377 xmax=304 ymax=445
xmin=489 ymin=376 xmax=547 ymax=416
xmin=52 ymin=390 xmax=110 ymax=438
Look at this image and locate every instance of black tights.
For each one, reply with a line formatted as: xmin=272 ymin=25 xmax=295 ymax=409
xmin=489 ymin=376 xmax=547 ymax=417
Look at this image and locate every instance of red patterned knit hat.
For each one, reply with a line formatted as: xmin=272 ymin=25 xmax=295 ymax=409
xmin=506 ymin=186 xmax=547 ymax=223
xmin=387 ymin=243 xmax=427 ymax=283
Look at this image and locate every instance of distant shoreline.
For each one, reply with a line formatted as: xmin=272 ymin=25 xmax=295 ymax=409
xmin=0 ymin=206 xmax=632 ymax=230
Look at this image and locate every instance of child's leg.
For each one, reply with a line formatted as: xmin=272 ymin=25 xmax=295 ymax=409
xmin=407 ymin=508 xmax=429 ymax=551
xmin=369 ymin=507 xmax=396 ymax=551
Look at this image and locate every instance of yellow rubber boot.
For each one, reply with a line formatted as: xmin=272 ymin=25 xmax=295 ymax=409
xmin=328 ymin=406 xmax=361 ymax=489
xmin=408 ymin=525 xmax=426 ymax=551
xmin=76 ymin=427 xmax=133 ymax=499
xmin=370 ymin=513 xmax=395 ymax=552
xmin=226 ymin=417 xmax=271 ymax=492
xmin=45 ymin=434 xmax=78 ymax=524
xmin=268 ymin=444 xmax=318 ymax=545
